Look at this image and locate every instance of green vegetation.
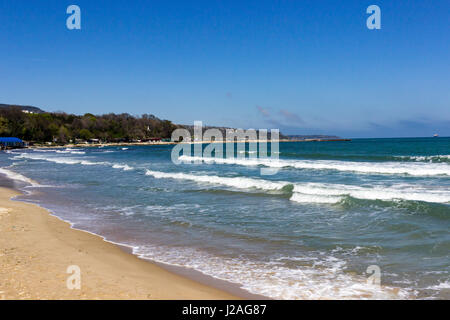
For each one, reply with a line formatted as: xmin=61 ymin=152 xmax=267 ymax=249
xmin=0 ymin=107 xmax=178 ymax=144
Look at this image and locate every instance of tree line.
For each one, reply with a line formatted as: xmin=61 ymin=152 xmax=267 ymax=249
xmin=0 ymin=107 xmax=178 ymax=144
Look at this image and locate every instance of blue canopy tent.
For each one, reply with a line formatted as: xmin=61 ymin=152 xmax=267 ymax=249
xmin=0 ymin=137 xmax=25 ymax=149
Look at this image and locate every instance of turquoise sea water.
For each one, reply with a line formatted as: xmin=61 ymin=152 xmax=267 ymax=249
xmin=0 ymin=138 xmax=449 ymax=299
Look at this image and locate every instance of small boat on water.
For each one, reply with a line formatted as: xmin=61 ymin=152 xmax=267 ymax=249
xmin=433 ymin=134 xmax=439 ymax=137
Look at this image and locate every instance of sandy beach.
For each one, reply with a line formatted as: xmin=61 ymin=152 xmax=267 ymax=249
xmin=0 ymin=187 xmax=239 ymax=300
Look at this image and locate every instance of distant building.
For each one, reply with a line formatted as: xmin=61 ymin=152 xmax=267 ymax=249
xmin=0 ymin=137 xmax=25 ymax=149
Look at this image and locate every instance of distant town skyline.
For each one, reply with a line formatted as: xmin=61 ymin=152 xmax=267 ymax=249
xmin=1 ymin=0 xmax=449 ymax=138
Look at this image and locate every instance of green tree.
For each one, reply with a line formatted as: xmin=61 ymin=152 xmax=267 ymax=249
xmin=58 ymin=126 xmax=70 ymax=144
xmin=79 ymin=128 xmax=93 ymax=140
xmin=0 ymin=106 xmax=185 ymax=143
xmin=0 ymin=116 xmax=10 ymax=136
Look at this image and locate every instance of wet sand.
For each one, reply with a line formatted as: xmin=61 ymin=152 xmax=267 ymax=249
xmin=0 ymin=186 xmax=240 ymax=300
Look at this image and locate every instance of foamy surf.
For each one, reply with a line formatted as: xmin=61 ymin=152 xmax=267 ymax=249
xmin=112 ymin=164 xmax=134 ymax=171
xmin=145 ymin=170 xmax=286 ymax=191
xmin=0 ymin=167 xmax=39 ymax=186
xmin=179 ymin=155 xmax=450 ymax=176
xmin=291 ymin=183 xmax=450 ymax=204
xmin=56 ymin=149 xmax=86 ymax=155
xmin=2 ymin=138 xmax=448 ymax=299
xmin=12 ymin=153 xmax=109 ymax=166
xmin=132 ymin=243 xmax=411 ymax=299
xmin=145 ymin=170 xmax=450 ymax=204
xmin=14 ymin=152 xmax=141 ymax=175
xmin=396 ymin=155 xmax=450 ymax=163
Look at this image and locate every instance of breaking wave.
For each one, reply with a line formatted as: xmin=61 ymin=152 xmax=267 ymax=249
xmin=178 ymin=156 xmax=450 ymax=176
xmin=132 ymin=243 xmax=410 ymax=299
xmin=145 ymin=170 xmax=450 ymax=204
xmin=13 ymin=153 xmax=108 ymax=166
xmin=396 ymin=155 xmax=450 ymax=163
xmin=0 ymin=167 xmax=39 ymax=186
xmin=112 ymin=164 xmax=134 ymax=171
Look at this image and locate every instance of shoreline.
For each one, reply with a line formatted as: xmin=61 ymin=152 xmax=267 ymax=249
xmin=0 ymin=185 xmax=251 ymax=300
xmin=26 ymin=138 xmax=351 ymax=150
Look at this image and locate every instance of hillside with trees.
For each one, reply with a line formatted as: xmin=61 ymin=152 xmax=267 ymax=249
xmin=0 ymin=104 xmax=290 ymax=145
xmin=0 ymin=106 xmax=177 ymax=144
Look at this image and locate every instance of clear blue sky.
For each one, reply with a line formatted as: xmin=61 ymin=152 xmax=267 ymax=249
xmin=1 ymin=0 xmax=449 ymax=138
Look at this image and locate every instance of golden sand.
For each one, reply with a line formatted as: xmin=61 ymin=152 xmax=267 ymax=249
xmin=0 ymin=187 xmax=238 ymax=300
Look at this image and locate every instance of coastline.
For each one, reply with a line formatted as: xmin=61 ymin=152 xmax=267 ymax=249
xmin=1 ymin=139 xmax=434 ymax=300
xmin=0 ymin=186 xmax=243 ymax=300
xmin=29 ymin=138 xmax=351 ymax=150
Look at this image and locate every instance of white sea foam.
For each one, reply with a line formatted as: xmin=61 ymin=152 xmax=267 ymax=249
xmin=145 ymin=170 xmax=450 ymax=204
xmin=396 ymin=155 xmax=450 ymax=162
xmin=426 ymin=281 xmax=450 ymax=290
xmin=32 ymin=149 xmax=58 ymax=153
xmin=291 ymin=183 xmax=450 ymax=204
xmin=56 ymin=150 xmax=86 ymax=155
xmin=31 ymin=148 xmax=86 ymax=155
xmin=112 ymin=164 xmax=134 ymax=171
xmin=290 ymin=193 xmax=342 ymax=204
xmin=179 ymin=155 xmax=450 ymax=176
xmin=14 ymin=152 xmax=138 ymax=173
xmin=0 ymin=168 xmax=39 ymax=186
xmin=132 ymin=243 xmax=410 ymax=299
xmin=145 ymin=170 xmax=286 ymax=190
xmin=13 ymin=153 xmax=108 ymax=166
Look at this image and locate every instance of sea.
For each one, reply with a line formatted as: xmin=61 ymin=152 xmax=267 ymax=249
xmin=0 ymin=137 xmax=449 ymax=299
